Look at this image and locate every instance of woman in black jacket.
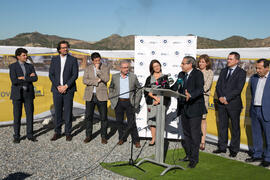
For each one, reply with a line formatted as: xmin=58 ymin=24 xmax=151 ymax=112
xmin=144 ymin=59 xmax=170 ymax=146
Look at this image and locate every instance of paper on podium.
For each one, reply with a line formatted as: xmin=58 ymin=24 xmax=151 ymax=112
xmin=144 ymin=88 xmax=186 ymax=98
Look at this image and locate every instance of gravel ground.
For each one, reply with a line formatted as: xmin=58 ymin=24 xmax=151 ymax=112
xmin=0 ymin=116 xmax=268 ymax=180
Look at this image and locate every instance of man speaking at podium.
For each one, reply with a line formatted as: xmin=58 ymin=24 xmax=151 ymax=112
xmin=171 ymin=56 xmax=206 ymax=168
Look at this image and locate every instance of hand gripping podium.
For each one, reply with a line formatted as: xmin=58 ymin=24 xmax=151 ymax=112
xmin=136 ymin=88 xmax=186 ymax=175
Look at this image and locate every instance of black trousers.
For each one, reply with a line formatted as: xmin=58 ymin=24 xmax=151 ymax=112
xmin=53 ymin=91 xmax=74 ymax=136
xmin=181 ymin=114 xmax=202 ymax=164
xmin=217 ymin=105 xmax=241 ymax=153
xmin=12 ymin=92 xmax=34 ymax=139
xmin=114 ymin=100 xmax=139 ymax=142
xmin=85 ymin=94 xmax=108 ymax=138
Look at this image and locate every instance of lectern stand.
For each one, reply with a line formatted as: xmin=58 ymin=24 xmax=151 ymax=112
xmin=136 ymin=88 xmax=186 ymax=175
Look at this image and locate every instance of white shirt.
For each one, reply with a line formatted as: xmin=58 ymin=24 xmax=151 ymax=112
xmin=93 ymin=65 xmax=98 ymax=93
xmin=254 ymin=71 xmax=269 ymax=106
xmin=60 ymin=55 xmax=67 ymax=85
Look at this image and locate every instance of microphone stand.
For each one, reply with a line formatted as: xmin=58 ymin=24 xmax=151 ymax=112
xmin=110 ymin=86 xmax=145 ymax=172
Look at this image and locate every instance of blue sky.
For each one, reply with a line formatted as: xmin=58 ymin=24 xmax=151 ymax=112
xmin=1 ymin=0 xmax=269 ymax=41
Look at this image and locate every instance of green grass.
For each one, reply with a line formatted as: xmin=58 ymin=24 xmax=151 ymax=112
xmin=101 ymin=148 xmax=270 ymax=180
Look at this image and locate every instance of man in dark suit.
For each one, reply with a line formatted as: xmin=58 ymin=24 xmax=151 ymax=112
xmin=171 ymin=56 xmax=206 ymax=168
xmin=9 ymin=48 xmax=38 ymax=143
xmin=49 ymin=40 xmax=78 ymax=141
xmin=109 ymin=60 xmax=142 ymax=148
xmin=213 ymin=52 xmax=246 ymax=157
xmin=245 ymin=59 xmax=270 ymax=167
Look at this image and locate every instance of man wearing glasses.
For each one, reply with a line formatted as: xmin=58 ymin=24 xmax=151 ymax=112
xmin=171 ymin=56 xmax=206 ymax=168
xmin=109 ymin=60 xmax=142 ymax=148
xmin=49 ymin=40 xmax=78 ymax=141
xmin=213 ymin=52 xmax=246 ymax=157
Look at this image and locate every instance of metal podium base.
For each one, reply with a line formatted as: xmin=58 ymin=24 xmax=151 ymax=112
xmin=136 ymin=157 xmax=185 ymax=176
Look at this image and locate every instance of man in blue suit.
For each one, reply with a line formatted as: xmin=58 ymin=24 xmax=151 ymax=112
xmin=9 ymin=48 xmax=38 ymax=143
xmin=49 ymin=41 xmax=78 ymax=141
xmin=245 ymin=59 xmax=270 ymax=167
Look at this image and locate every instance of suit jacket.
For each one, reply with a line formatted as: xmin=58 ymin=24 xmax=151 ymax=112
xmin=49 ymin=54 xmax=78 ymax=93
xmin=171 ymin=68 xmax=207 ymax=118
xmin=9 ymin=61 xmax=38 ymax=100
xmin=109 ymin=72 xmax=142 ymax=110
xmin=216 ymin=66 xmax=246 ymax=110
xmin=250 ymin=72 xmax=270 ymax=121
xmin=83 ymin=63 xmax=110 ymax=101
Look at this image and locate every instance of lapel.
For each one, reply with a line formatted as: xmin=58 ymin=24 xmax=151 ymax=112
xmin=55 ymin=55 xmax=61 ymax=77
xmin=128 ymin=73 xmax=133 ymax=91
xmin=185 ymin=69 xmax=194 ymax=89
xmin=252 ymin=74 xmax=259 ymax=95
xmin=227 ymin=66 xmax=240 ymax=83
xmin=262 ymin=72 xmax=270 ymax=98
xmin=116 ymin=73 xmax=121 ymax=93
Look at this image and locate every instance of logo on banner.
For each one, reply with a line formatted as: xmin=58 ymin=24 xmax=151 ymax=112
xmin=163 ymin=40 xmax=168 ymax=44
xmin=140 ymin=39 xmax=144 ymax=43
xmin=163 ymin=62 xmax=167 ymax=67
xmin=137 ymin=52 xmax=144 ymax=55
xmin=175 ymin=51 xmax=179 ymax=55
xmin=139 ymin=61 xmax=144 ymax=66
xmin=187 ymin=39 xmax=192 ymax=44
xmin=173 ymin=41 xmax=182 ymax=44
xmin=137 ymin=75 xmax=144 ymax=78
xmin=149 ymin=41 xmax=157 ymax=44
xmin=174 ymin=74 xmax=178 ymax=78
xmin=151 ymin=51 xmax=155 ymax=55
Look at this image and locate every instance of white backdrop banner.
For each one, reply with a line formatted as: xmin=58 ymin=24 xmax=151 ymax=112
xmin=134 ymin=36 xmax=197 ymax=139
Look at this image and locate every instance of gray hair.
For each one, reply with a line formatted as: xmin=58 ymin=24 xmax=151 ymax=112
xmin=184 ymin=56 xmax=196 ymax=68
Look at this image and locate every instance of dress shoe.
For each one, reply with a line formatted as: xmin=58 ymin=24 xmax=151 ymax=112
xmin=13 ymin=138 xmax=20 ymax=144
xmin=259 ymin=161 xmax=270 ymax=167
xmin=187 ymin=161 xmax=197 ymax=168
xmin=50 ymin=133 xmax=61 ymax=141
xmin=229 ymin=151 xmax=238 ymax=158
xmin=117 ymin=140 xmax=125 ymax=145
xmin=213 ymin=149 xmax=226 ymax=154
xmin=245 ymin=157 xmax=263 ymax=163
xmin=179 ymin=156 xmax=189 ymax=162
xmin=27 ymin=137 xmax=37 ymax=142
xmin=149 ymin=142 xmax=155 ymax=146
xmin=101 ymin=138 xmax=108 ymax=144
xmin=135 ymin=141 xmax=141 ymax=148
xmin=66 ymin=135 xmax=72 ymax=141
xmin=83 ymin=137 xmax=92 ymax=143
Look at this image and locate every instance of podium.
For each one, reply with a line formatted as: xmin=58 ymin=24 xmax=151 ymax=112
xmin=136 ymin=88 xmax=186 ymax=175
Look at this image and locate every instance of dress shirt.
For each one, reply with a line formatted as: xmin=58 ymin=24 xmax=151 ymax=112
xmin=254 ymin=71 xmax=269 ymax=106
xmin=93 ymin=65 xmax=98 ymax=93
xmin=226 ymin=65 xmax=237 ymax=77
xmin=60 ymin=55 xmax=67 ymax=85
xmin=119 ymin=73 xmax=129 ymax=99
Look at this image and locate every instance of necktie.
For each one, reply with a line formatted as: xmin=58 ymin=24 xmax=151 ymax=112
xmin=226 ymin=68 xmax=232 ymax=81
xmin=183 ymin=73 xmax=188 ymax=89
xmin=20 ymin=63 xmax=26 ymax=77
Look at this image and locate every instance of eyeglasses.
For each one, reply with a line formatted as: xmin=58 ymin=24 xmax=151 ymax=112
xmin=181 ymin=62 xmax=190 ymax=65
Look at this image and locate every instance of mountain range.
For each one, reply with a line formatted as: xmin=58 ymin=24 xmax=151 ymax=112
xmin=0 ymin=32 xmax=270 ymax=50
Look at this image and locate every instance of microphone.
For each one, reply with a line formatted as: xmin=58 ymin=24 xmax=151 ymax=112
xmin=176 ymin=78 xmax=184 ymax=90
